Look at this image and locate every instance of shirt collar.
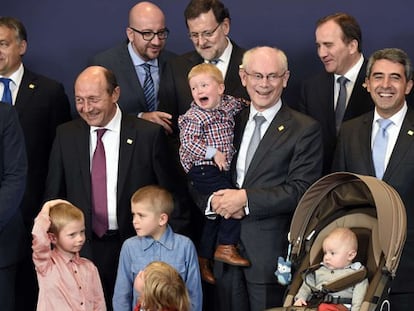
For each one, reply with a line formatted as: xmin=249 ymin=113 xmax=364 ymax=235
xmin=141 ymin=225 xmax=174 ymax=251
xmin=1 ymin=63 xmax=24 ymax=88
xmin=334 ymin=54 xmax=364 ymax=84
xmin=127 ymin=42 xmax=158 ymax=67
xmin=90 ymin=104 xmax=122 ymax=134
xmin=248 ymin=98 xmax=282 ymax=123
xmin=373 ymin=102 xmax=407 ymax=127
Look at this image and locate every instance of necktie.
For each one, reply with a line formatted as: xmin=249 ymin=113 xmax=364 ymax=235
xmin=372 ymin=119 xmax=393 ymax=179
xmin=0 ymin=77 xmax=12 ymax=105
xmin=335 ymin=76 xmax=349 ymax=134
xmin=142 ymin=63 xmax=156 ymax=112
xmin=91 ymin=128 xmax=108 ymax=237
xmin=245 ymin=114 xmax=266 ymax=170
xmin=209 ymin=59 xmax=219 ymax=65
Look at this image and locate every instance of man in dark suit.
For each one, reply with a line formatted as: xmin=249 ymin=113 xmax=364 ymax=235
xmin=0 ymin=17 xmax=72 ymax=310
xmin=211 ymin=46 xmax=323 ymax=311
xmin=90 ymin=1 xmax=176 ymax=133
xmin=44 ymin=66 xmax=191 ymax=309
xmin=158 ymin=0 xmax=249 ymax=131
xmin=299 ymin=13 xmax=374 ymax=173
xmin=0 ymin=104 xmax=27 ymax=311
xmin=332 ymin=48 xmax=414 ymax=311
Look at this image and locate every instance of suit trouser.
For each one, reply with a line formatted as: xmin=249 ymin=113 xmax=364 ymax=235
xmin=188 ymin=165 xmax=241 ymax=258
xmin=92 ymin=231 xmax=122 ymax=311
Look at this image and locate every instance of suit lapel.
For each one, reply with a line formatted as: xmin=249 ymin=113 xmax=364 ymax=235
xmin=117 ymin=116 xmax=136 ymax=201
xmin=359 ymin=113 xmax=376 ymax=175
xmin=14 ymin=69 xmax=37 ymax=115
xmin=384 ymin=107 xmax=414 ymax=180
xmin=76 ymin=121 xmax=93 ymax=202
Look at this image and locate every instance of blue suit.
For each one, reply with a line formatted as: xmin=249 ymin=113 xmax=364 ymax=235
xmin=0 ymin=104 xmax=27 ymax=311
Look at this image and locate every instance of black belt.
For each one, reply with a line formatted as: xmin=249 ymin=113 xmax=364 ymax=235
xmin=323 ymin=294 xmax=352 ymax=305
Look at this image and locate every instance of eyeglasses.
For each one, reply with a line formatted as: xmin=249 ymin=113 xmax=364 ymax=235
xmin=188 ymin=23 xmax=221 ymax=41
xmin=243 ymin=70 xmax=286 ymax=82
xmin=129 ymin=27 xmax=170 ymax=41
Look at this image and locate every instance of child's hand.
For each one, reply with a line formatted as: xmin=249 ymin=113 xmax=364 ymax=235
xmin=293 ymin=298 xmax=307 ymax=306
xmin=40 ymin=199 xmax=71 ymax=215
xmin=213 ymin=150 xmax=227 ymax=171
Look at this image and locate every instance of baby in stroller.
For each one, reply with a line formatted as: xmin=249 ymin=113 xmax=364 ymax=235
xmin=293 ymin=227 xmax=368 ymax=311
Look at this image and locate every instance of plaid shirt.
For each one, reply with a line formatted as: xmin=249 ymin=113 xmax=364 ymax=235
xmin=178 ymin=94 xmax=248 ymax=173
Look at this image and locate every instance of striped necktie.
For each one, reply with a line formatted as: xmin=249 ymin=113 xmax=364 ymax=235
xmin=142 ymin=63 xmax=156 ymax=111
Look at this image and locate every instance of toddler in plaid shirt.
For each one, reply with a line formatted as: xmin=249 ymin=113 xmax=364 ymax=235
xmin=178 ymin=63 xmax=250 ymax=285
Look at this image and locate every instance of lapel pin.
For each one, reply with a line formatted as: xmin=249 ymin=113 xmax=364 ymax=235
xmin=127 ymin=139 xmax=133 ymax=145
xmin=278 ymin=125 xmax=285 ymax=132
xmin=29 ymin=83 xmax=35 ymax=89
xmin=408 ymin=130 xmax=414 ymax=136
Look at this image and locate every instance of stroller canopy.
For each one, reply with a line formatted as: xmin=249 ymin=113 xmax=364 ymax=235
xmin=289 ymin=172 xmax=406 ymax=276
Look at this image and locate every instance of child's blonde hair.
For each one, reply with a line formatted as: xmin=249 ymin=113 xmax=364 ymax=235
xmin=188 ymin=63 xmax=224 ymax=84
xmin=48 ymin=202 xmax=84 ymax=234
xmin=131 ymin=185 xmax=174 ymax=216
xmin=141 ymin=261 xmax=190 ymax=311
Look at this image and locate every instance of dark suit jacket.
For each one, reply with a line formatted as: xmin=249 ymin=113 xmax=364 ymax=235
xmin=0 ymin=104 xmax=27 ymax=268
xmin=158 ymin=40 xmax=249 ymax=131
xmin=299 ymin=61 xmax=374 ymax=173
xmin=233 ymin=104 xmax=323 ymax=283
xmin=44 ymin=113 xmax=192 ymax=255
xmin=90 ymin=43 xmax=176 ymax=115
xmin=332 ymin=107 xmax=414 ymax=293
xmin=15 ymin=68 xmax=71 ymax=226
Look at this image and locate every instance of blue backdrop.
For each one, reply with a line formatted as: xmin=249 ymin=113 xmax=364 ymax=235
xmin=4 ymin=0 xmax=414 ymax=112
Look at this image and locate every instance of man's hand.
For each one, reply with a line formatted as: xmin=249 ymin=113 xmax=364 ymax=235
xmin=212 ymin=189 xmax=247 ymax=219
xmin=141 ymin=111 xmax=173 ymax=134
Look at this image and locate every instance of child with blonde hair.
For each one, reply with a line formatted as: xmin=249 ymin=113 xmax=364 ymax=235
xmin=178 ymin=63 xmax=250 ymax=284
xmin=32 ymin=199 xmax=106 ymax=310
xmin=113 ymin=185 xmax=202 ymax=311
xmin=133 ymin=261 xmax=190 ymax=311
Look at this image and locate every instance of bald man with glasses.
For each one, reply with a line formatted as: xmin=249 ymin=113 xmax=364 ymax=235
xmin=90 ymin=1 xmax=176 ymax=133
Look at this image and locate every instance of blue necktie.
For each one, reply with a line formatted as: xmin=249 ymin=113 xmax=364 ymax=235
xmin=142 ymin=63 xmax=156 ymax=112
xmin=372 ymin=119 xmax=393 ymax=179
xmin=335 ymin=76 xmax=348 ymax=134
xmin=245 ymin=114 xmax=266 ymax=170
xmin=0 ymin=77 xmax=12 ymax=105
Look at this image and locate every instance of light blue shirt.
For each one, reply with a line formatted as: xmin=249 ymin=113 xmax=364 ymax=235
xmin=112 ymin=225 xmax=202 ymax=311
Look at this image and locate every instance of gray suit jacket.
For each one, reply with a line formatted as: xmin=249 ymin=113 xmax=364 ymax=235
xmin=332 ymin=107 xmax=414 ymax=293
xmin=233 ymin=104 xmax=323 ymax=283
xmin=90 ymin=42 xmax=176 ymax=115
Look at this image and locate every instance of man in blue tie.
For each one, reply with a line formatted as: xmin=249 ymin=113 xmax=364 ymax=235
xmin=332 ymin=48 xmax=414 ymax=311
xmin=0 ymin=16 xmax=71 ymax=310
xmin=90 ymin=2 xmax=176 ymax=133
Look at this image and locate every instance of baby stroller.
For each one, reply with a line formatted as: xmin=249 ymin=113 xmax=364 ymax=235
xmin=269 ymin=172 xmax=406 ymax=311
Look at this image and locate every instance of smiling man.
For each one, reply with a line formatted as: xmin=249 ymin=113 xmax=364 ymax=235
xmin=44 ymin=66 xmax=192 ymax=310
xmin=210 ymin=46 xmax=323 ymax=311
xmin=332 ymin=48 xmax=414 ymax=311
xmin=298 ymin=13 xmax=374 ymax=174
